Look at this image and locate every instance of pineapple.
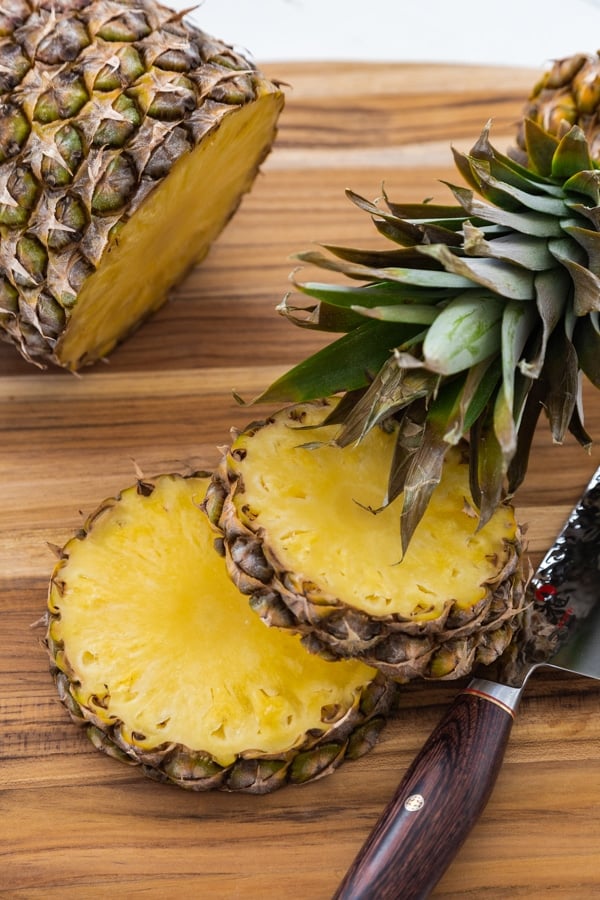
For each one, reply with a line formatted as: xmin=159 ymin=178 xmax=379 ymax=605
xmin=249 ymin=121 xmax=600 ymax=551
xmin=514 ymin=51 xmax=600 ymax=163
xmin=0 ymin=0 xmax=283 ymax=369
xmin=207 ymin=400 xmax=526 ymax=682
xmin=46 ymin=472 xmax=395 ymax=792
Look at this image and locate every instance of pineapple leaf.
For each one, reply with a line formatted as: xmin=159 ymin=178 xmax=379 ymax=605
xmin=250 ymin=321 xmax=420 ymax=404
xmin=399 ymin=419 xmax=450 ymax=554
xmin=422 ymin=290 xmax=505 ymax=374
xmin=321 ymin=243 xmax=443 ymax=269
xmin=500 ymin=299 xmax=538 ymax=427
xmin=448 ymin=183 xmax=564 ymax=237
xmin=522 ymin=118 xmax=560 ymax=177
xmin=334 ymin=360 xmax=438 ymax=447
xmin=295 ymin=249 xmax=471 ymax=288
xmin=375 ymin=216 xmax=464 ymax=246
xmin=562 ymin=223 xmax=600 ymax=276
xmin=518 ymin=268 xmax=568 ymax=378
xmin=549 ymin=239 xmax=600 ymax=314
xmin=418 ymin=244 xmax=535 ymax=299
xmin=568 ymin=376 xmax=593 ymax=449
xmin=563 ymin=169 xmax=600 ymax=204
xmin=294 ymin=280 xmax=448 ymax=308
xmin=543 ymin=327 xmax=579 ymax=444
xmin=469 ymin=399 xmax=506 ymax=528
xmin=351 ymin=303 xmax=440 ymax=324
xmin=572 ymin=311 xmax=600 ymax=387
xmin=469 ymin=158 xmax=570 ymax=216
xmin=551 ymin=126 xmax=594 ymax=180
xmin=277 ymin=293 xmax=365 ymax=332
xmin=380 ymin=199 xmax=467 ymax=220
xmin=463 ymin=223 xmax=555 ymax=271
xmin=443 ymin=356 xmax=502 ymax=443
xmin=507 ymin=374 xmax=546 ymax=494
xmin=386 ymin=402 xmax=428 ymax=508
xmin=469 ymin=123 xmax=565 ymax=194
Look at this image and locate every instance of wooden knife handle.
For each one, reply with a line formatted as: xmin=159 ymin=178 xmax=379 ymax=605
xmin=333 ymin=682 xmax=520 ymax=900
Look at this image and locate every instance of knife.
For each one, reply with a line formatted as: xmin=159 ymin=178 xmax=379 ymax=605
xmin=334 ymin=464 xmax=600 ymax=900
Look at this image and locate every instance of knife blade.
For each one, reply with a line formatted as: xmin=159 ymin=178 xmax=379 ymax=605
xmin=333 ymin=464 xmax=600 ymax=900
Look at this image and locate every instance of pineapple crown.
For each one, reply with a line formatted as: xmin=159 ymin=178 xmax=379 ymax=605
xmin=253 ymin=120 xmax=600 ymax=550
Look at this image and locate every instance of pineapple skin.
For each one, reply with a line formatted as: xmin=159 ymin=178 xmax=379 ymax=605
xmin=207 ymin=401 xmax=528 ymax=683
xmin=0 ymin=0 xmax=284 ymax=369
xmin=45 ymin=473 xmax=396 ymax=793
xmin=515 ymin=51 xmax=600 ymax=162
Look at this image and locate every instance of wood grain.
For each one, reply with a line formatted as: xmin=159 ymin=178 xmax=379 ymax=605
xmin=2 ymin=62 xmax=600 ymax=899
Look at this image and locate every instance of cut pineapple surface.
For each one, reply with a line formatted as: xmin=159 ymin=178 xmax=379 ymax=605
xmin=56 ymin=90 xmax=283 ymax=368
xmin=47 ymin=473 xmax=394 ymax=792
xmin=212 ymin=400 xmax=526 ymax=681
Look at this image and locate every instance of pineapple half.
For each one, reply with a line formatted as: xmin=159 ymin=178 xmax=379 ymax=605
xmin=45 ymin=472 xmax=395 ymax=793
xmin=0 ymin=0 xmax=284 ymax=369
xmin=207 ymin=400 xmax=527 ymax=683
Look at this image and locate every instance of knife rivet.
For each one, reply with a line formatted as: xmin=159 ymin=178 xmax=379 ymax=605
xmin=404 ymin=794 xmax=425 ymax=812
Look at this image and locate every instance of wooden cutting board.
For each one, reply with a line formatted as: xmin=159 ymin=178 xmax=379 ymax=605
xmin=2 ymin=62 xmax=600 ymax=898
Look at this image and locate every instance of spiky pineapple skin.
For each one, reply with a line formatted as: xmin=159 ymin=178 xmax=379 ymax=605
xmin=46 ymin=472 xmax=396 ymax=793
xmin=206 ymin=401 xmax=528 ymax=684
xmin=0 ymin=0 xmax=283 ymax=368
xmin=515 ymin=51 xmax=600 ymax=162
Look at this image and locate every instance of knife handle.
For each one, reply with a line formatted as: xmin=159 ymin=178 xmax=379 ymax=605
xmin=333 ymin=678 xmax=522 ymax=900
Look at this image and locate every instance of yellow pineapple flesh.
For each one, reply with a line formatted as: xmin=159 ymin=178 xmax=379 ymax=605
xmin=209 ymin=400 xmax=526 ymax=682
xmin=46 ymin=473 xmax=395 ymax=792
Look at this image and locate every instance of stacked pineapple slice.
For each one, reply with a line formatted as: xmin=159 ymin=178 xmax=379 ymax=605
xmin=45 ymin=50 xmax=599 ymax=789
xmin=207 ymin=400 xmax=525 ymax=682
xmin=47 ymin=473 xmax=395 ymax=792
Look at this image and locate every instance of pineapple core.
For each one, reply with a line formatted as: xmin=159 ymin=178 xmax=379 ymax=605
xmin=232 ymin=403 xmax=518 ymax=620
xmin=48 ymin=475 xmax=376 ymax=766
xmin=56 ymin=92 xmax=282 ymax=369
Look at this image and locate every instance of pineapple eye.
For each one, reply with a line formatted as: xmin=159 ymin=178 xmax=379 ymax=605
xmin=36 ymin=292 xmax=66 ymax=339
xmin=16 ymin=233 xmax=48 ymax=284
xmin=0 ymin=40 xmax=30 ymax=91
xmin=91 ymin=95 xmax=142 ymax=149
xmin=91 ymin=154 xmax=137 ymax=215
xmin=47 ymin=194 xmax=88 ymax=252
xmin=93 ymin=46 xmax=145 ymax=91
xmin=33 ymin=71 xmax=89 ymax=123
xmin=97 ymin=11 xmax=151 ymax=43
xmin=0 ymin=103 xmax=30 ymax=164
xmin=154 ymin=44 xmax=201 ymax=74
xmin=41 ymin=124 xmax=84 ymax=188
xmin=36 ymin=16 xmax=91 ymax=66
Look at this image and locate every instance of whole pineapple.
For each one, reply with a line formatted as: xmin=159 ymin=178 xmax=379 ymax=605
xmin=46 ymin=472 xmax=395 ymax=792
xmin=0 ymin=0 xmax=283 ymax=368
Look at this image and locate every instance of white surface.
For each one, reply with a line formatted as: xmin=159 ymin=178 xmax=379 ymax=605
xmin=171 ymin=0 xmax=600 ymax=69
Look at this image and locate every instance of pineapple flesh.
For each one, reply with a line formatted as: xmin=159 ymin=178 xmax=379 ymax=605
xmin=46 ymin=473 xmax=395 ymax=792
xmin=0 ymin=0 xmax=284 ymax=369
xmin=208 ymin=400 xmax=526 ymax=683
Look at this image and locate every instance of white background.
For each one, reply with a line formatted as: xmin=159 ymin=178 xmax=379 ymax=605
xmin=171 ymin=0 xmax=600 ymax=69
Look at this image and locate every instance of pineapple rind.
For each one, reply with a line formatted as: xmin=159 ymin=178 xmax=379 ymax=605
xmin=212 ymin=400 xmax=527 ymax=683
xmin=46 ymin=472 xmax=395 ymax=792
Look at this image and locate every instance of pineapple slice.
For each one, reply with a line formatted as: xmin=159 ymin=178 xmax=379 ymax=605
xmin=46 ymin=473 xmax=395 ymax=793
xmin=208 ymin=400 xmax=527 ymax=682
xmin=0 ymin=0 xmax=284 ymax=369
